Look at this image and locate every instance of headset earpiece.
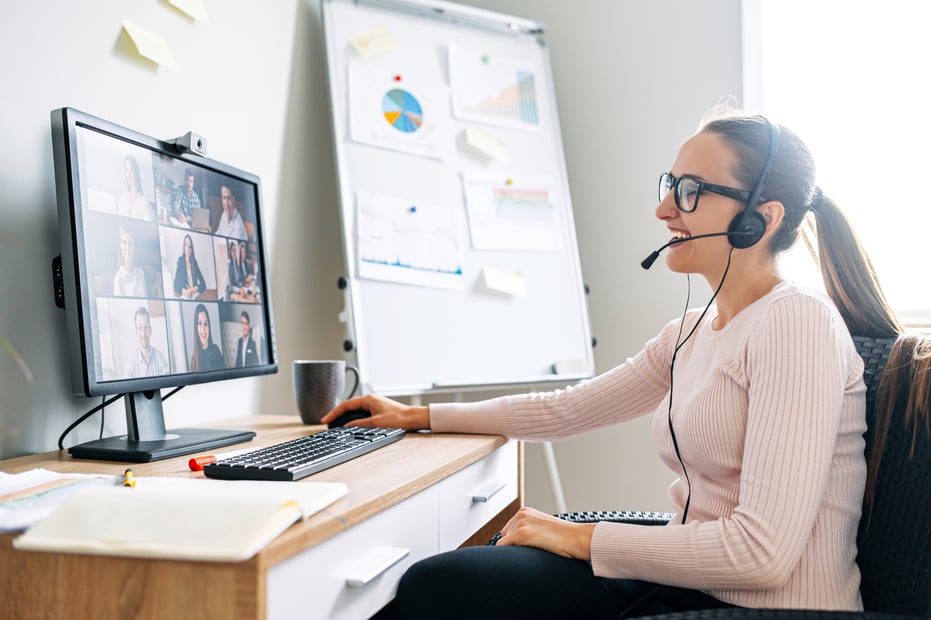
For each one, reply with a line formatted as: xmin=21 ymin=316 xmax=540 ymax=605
xmin=727 ymin=117 xmax=780 ymax=249
xmin=727 ymin=209 xmax=766 ymax=249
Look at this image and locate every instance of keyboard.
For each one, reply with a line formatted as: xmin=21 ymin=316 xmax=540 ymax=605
xmin=203 ymin=427 xmax=405 ymax=481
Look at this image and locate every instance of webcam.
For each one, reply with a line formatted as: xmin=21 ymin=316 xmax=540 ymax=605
xmin=169 ymin=131 xmax=207 ymax=156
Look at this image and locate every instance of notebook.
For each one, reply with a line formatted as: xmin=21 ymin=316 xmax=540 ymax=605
xmin=13 ymin=477 xmax=347 ymax=562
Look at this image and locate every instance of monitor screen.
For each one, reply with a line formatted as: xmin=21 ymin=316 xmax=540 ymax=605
xmin=51 ymin=107 xmax=278 ymax=462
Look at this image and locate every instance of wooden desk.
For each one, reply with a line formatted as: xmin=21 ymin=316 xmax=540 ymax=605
xmin=0 ymin=415 xmax=521 ymax=619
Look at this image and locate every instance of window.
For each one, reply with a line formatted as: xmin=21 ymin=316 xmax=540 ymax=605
xmin=743 ymin=0 xmax=931 ymax=329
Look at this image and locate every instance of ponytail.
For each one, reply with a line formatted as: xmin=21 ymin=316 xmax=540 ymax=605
xmin=811 ymin=194 xmax=902 ymax=338
xmin=702 ymin=112 xmax=901 ymax=339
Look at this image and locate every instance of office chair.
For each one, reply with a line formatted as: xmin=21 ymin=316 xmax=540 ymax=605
xmin=491 ymin=335 xmax=931 ymax=619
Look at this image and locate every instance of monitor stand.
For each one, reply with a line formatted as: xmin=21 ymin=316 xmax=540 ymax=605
xmin=68 ymin=391 xmax=255 ymax=463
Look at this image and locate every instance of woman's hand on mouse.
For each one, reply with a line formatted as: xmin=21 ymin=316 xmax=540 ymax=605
xmin=321 ymin=394 xmax=430 ymax=431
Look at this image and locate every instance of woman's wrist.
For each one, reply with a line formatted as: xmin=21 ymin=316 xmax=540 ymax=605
xmin=417 ymin=405 xmax=431 ymax=429
xmin=572 ymin=522 xmax=596 ymax=561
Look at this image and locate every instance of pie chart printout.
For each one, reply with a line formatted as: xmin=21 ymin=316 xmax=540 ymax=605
xmin=382 ymin=89 xmax=423 ymax=133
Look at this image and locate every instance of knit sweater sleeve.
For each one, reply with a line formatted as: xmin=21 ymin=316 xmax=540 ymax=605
xmin=429 ymin=316 xmax=687 ymax=439
xmin=590 ymin=293 xmax=857 ymax=592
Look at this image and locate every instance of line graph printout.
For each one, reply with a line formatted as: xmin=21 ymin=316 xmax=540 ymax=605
xmin=449 ymin=44 xmax=541 ymax=131
xmin=356 ymin=192 xmax=466 ymax=290
xmin=348 ymin=62 xmax=450 ymax=160
xmin=462 ymin=171 xmax=560 ymax=252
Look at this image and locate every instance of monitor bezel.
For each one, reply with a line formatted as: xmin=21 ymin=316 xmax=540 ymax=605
xmin=51 ymin=107 xmax=279 ymax=398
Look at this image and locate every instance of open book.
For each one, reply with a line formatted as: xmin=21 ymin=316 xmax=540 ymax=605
xmin=13 ymin=477 xmax=347 ymax=562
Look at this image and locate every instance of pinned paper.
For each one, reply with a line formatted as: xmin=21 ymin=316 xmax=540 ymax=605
xmin=464 ymin=126 xmax=508 ymax=161
xmin=169 ymin=0 xmax=210 ymax=23
xmin=122 ymin=19 xmax=181 ymax=71
xmin=349 ymin=24 xmax=397 ymax=58
xmin=481 ymin=265 xmax=527 ymax=296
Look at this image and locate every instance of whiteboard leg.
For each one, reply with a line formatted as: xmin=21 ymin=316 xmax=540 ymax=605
xmin=541 ymin=441 xmax=567 ymax=514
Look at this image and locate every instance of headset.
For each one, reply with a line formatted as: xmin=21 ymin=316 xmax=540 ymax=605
xmin=725 ymin=116 xmax=781 ymax=249
xmin=641 ymin=116 xmax=781 ymax=269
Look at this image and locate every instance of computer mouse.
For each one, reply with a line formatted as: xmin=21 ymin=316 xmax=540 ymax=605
xmin=327 ymin=409 xmax=371 ymax=429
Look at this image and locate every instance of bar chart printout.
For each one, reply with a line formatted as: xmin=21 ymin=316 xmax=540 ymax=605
xmin=462 ymin=172 xmax=560 ymax=252
xmin=449 ymin=44 xmax=541 ymax=131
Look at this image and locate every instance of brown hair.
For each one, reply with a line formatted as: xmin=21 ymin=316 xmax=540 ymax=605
xmin=865 ymin=335 xmax=931 ymax=510
xmin=701 ymin=113 xmax=901 ymax=338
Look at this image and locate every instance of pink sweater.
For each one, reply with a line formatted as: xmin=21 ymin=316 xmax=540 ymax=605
xmin=431 ymin=283 xmax=866 ymax=611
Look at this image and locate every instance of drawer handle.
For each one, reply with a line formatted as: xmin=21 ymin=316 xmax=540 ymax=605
xmin=345 ymin=546 xmax=410 ymax=587
xmin=471 ymin=479 xmax=506 ymax=503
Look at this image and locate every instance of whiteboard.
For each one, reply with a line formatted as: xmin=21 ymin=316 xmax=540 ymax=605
xmin=322 ymin=0 xmax=593 ymax=395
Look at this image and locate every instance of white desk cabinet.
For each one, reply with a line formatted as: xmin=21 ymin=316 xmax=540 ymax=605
xmin=267 ymin=440 xmax=518 ymax=620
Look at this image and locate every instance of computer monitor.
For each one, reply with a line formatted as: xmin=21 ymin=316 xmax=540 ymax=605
xmin=50 ymin=107 xmax=278 ymax=462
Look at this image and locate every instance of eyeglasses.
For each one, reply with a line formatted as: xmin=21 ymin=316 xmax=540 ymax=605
xmin=658 ymin=172 xmax=758 ymax=213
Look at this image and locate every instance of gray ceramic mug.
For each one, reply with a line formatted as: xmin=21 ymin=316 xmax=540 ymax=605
xmin=292 ymin=360 xmax=360 ymax=424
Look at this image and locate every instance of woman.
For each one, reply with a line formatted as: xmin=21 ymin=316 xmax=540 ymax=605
xmin=112 ymin=226 xmax=147 ymax=297
xmin=189 ymin=303 xmax=223 ymax=371
xmin=225 ymin=239 xmax=246 ymax=299
xmin=117 ymin=155 xmax=154 ymax=221
xmin=323 ymin=111 xmax=902 ymax=618
xmin=173 ymin=234 xmax=206 ymax=299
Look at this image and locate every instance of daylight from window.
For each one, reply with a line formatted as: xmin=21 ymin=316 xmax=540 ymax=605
xmin=751 ymin=0 xmax=931 ymax=324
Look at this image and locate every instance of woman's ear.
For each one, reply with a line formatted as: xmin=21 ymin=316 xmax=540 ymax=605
xmin=759 ymin=201 xmax=785 ymax=232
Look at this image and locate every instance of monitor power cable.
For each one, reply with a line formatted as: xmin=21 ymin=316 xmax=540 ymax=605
xmin=57 ymin=386 xmax=184 ymax=450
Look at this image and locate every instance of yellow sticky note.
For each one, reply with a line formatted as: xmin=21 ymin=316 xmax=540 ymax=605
xmin=349 ymin=24 xmax=397 ymax=58
xmin=169 ymin=0 xmax=210 ymax=23
xmin=465 ymin=127 xmax=508 ymax=161
xmin=122 ymin=19 xmax=181 ymax=71
xmin=481 ymin=265 xmax=527 ymax=296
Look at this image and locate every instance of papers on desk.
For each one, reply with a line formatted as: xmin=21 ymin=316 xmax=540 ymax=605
xmin=12 ymin=476 xmax=348 ymax=562
xmin=0 ymin=469 xmax=118 ymax=534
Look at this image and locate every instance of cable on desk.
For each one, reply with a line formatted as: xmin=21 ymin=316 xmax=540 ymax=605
xmin=57 ymin=386 xmax=185 ymax=450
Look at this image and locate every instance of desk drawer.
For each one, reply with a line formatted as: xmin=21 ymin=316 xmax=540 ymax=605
xmin=438 ymin=440 xmax=518 ymax=549
xmin=267 ymin=485 xmax=439 ymax=620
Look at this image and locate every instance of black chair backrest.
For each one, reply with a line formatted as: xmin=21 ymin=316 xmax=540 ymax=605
xmin=852 ymin=336 xmax=931 ymax=616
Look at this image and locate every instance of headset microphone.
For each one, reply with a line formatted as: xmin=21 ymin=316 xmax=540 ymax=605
xmin=644 ymin=117 xmax=781 ymax=269
xmin=640 ymin=231 xmax=755 ymax=270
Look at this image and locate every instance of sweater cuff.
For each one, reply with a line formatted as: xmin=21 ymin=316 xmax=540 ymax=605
xmin=429 ymin=399 xmax=510 ymax=434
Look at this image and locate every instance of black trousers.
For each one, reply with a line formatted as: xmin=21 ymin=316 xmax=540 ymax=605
xmin=374 ymin=544 xmax=734 ymax=619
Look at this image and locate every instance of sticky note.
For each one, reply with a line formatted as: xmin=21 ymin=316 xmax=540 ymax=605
xmin=169 ymin=0 xmax=210 ymax=23
xmin=481 ymin=265 xmax=527 ymax=296
xmin=349 ymin=24 xmax=397 ymax=58
xmin=464 ymin=127 xmax=508 ymax=161
xmin=122 ymin=19 xmax=181 ymax=71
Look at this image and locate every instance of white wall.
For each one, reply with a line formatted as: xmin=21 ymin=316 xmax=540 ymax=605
xmin=0 ymin=0 xmax=743 ymax=515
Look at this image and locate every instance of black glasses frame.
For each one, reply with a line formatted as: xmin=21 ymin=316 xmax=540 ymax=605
xmin=658 ymin=172 xmax=758 ymax=213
